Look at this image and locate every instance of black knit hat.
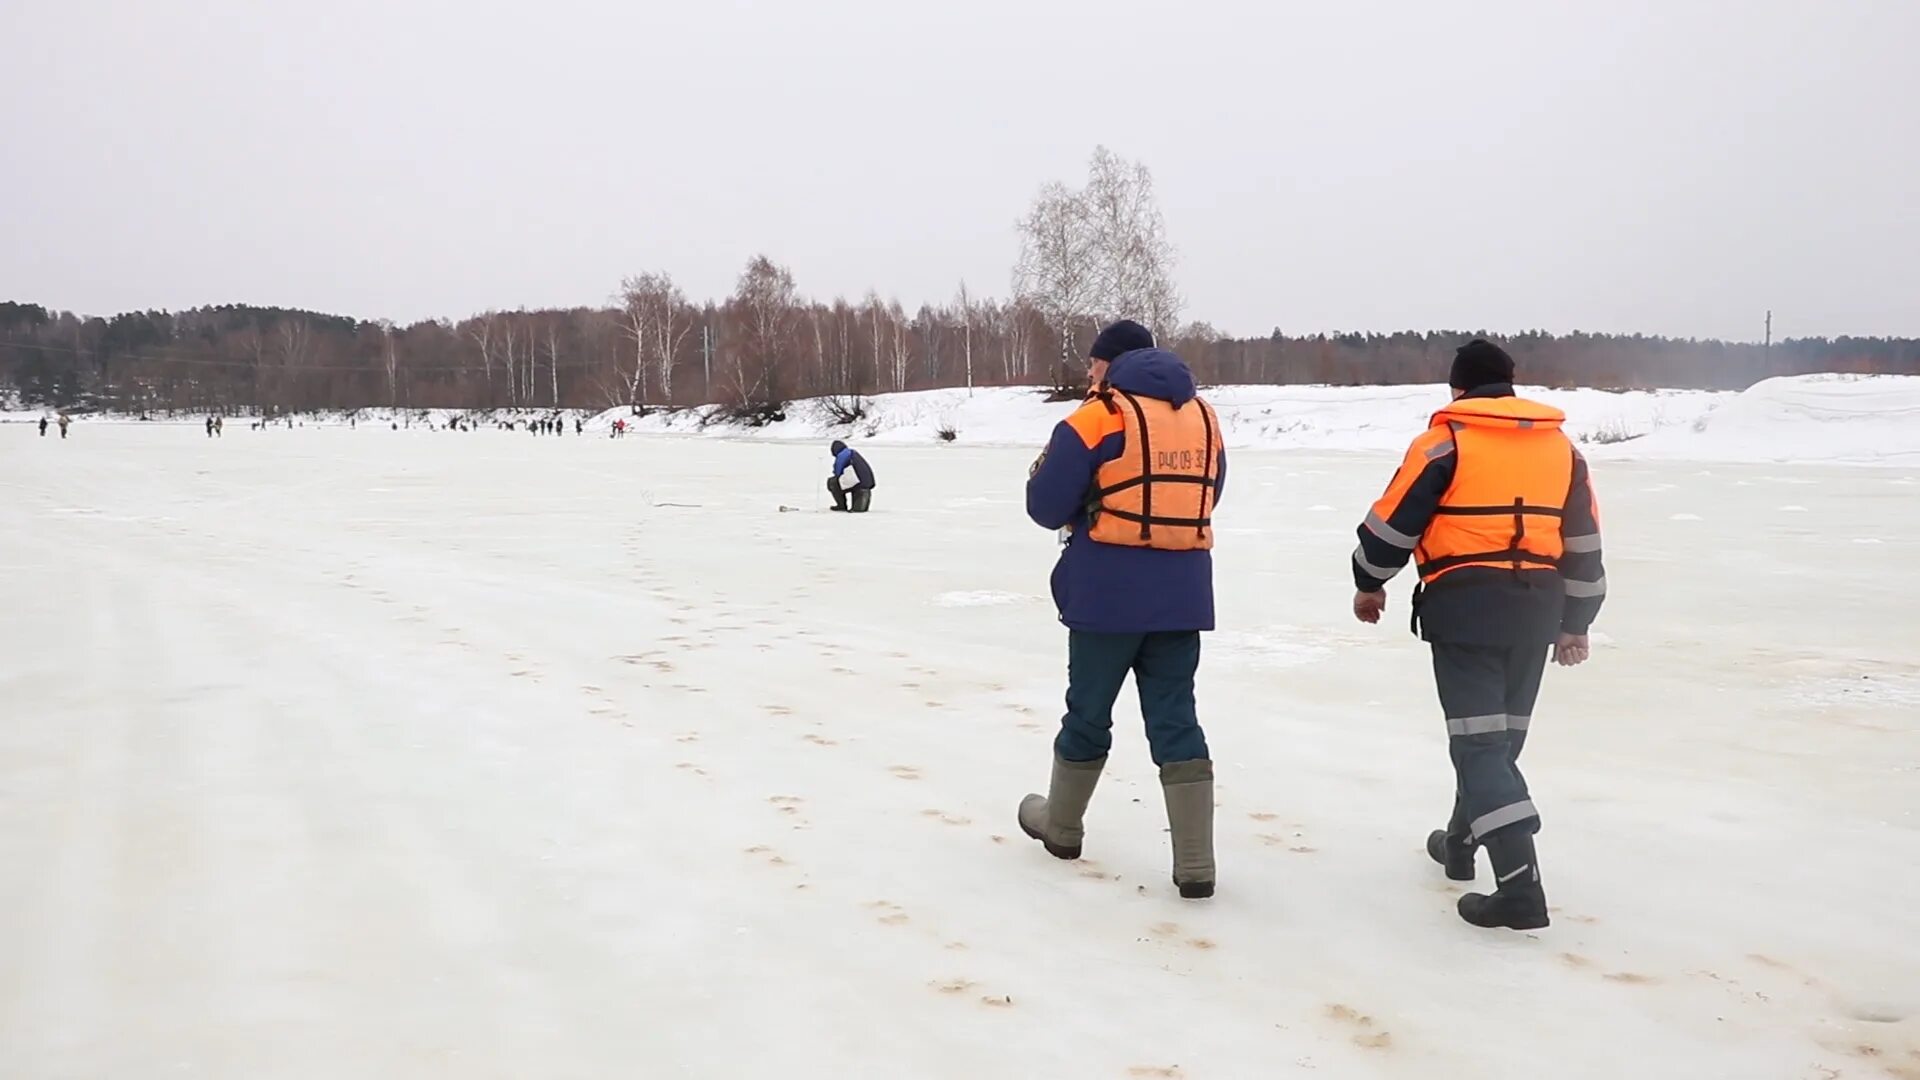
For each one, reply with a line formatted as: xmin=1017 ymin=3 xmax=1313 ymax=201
xmin=1449 ymin=339 xmax=1515 ymax=391
xmin=1090 ymin=319 xmax=1155 ymax=362
xmin=829 ymin=439 xmax=846 ymax=455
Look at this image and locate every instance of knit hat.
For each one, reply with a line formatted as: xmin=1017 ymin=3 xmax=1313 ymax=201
xmin=1090 ymin=319 xmax=1155 ymax=362
xmin=1449 ymin=339 xmax=1515 ymax=391
xmin=829 ymin=439 xmax=847 ymax=455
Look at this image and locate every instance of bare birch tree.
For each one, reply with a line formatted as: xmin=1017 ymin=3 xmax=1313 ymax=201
xmin=1015 ymin=148 xmax=1183 ymax=385
xmin=729 ymin=255 xmax=797 ymax=409
xmin=955 ymin=280 xmax=975 ymax=394
xmin=1084 ymin=145 xmax=1181 ymax=334
xmin=1014 ymin=181 xmax=1102 ymax=390
xmin=378 ymin=319 xmax=399 ymax=406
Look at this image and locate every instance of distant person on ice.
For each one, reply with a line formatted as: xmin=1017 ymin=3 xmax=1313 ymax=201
xmin=1349 ymin=339 xmax=1606 ymax=931
xmin=1017 ymin=319 xmax=1226 ymax=900
xmin=827 ymin=440 xmax=875 ymax=512
xmin=57 ymin=414 xmax=70 ymax=439
xmin=38 ymin=416 xmax=49 ymax=437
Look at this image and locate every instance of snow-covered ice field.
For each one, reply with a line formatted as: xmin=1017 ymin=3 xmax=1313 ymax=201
xmin=3 ymin=422 xmax=1919 ymax=1079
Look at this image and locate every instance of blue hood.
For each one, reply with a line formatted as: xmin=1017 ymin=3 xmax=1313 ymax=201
xmin=1104 ymin=348 xmax=1197 ymax=407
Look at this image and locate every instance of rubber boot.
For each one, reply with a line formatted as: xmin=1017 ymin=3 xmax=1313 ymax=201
xmin=1160 ymin=759 xmax=1216 ymax=899
xmin=1018 ymin=755 xmax=1105 ymax=860
xmin=1457 ymin=829 xmax=1549 ymax=931
xmin=1427 ymin=829 xmax=1476 ymax=881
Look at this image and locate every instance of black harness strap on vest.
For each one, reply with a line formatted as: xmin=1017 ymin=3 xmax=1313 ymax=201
xmin=1116 ymin=390 xmax=1155 ymax=540
xmin=1100 ymin=508 xmax=1212 ymax=529
xmin=1195 ymin=401 xmax=1217 ymax=543
xmin=1416 ymin=549 xmax=1561 ymax=577
xmin=1431 ymin=504 xmax=1566 ymax=517
xmin=1095 ymin=474 xmax=1216 ymax=496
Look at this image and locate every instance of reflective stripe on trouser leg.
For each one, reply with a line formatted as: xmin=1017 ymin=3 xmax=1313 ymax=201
xmin=1446 ymin=713 xmax=1508 ymax=736
xmin=1470 ymin=800 xmax=1539 ymax=842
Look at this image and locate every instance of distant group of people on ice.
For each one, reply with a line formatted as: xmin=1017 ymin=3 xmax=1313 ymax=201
xmin=1012 ymin=320 xmax=1606 ymax=932
xmin=37 ymin=414 xmax=70 ymax=438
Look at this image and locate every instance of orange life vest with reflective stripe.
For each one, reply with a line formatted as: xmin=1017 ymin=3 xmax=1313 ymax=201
xmin=1415 ymin=397 xmax=1574 ymax=583
xmin=1085 ymin=388 xmax=1223 ymax=551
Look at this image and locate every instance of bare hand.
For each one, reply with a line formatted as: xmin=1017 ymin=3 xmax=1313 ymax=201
xmin=1554 ymin=632 xmax=1591 ymax=667
xmin=1353 ymin=590 xmax=1387 ymax=625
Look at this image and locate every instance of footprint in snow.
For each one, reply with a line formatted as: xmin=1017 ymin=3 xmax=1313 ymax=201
xmin=866 ymin=900 xmax=910 ymax=926
xmin=1324 ymin=1004 xmax=1393 ymax=1050
xmin=743 ymin=845 xmax=789 ymax=867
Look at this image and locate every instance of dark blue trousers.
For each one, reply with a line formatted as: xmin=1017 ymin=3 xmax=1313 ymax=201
xmin=1056 ymin=630 xmax=1209 ymax=766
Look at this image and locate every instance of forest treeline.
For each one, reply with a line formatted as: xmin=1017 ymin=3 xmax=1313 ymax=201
xmin=3 ymin=288 xmax=1913 ymax=418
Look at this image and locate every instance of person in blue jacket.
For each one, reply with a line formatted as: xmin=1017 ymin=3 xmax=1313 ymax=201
xmin=1017 ymin=319 xmax=1229 ymax=899
xmin=828 ymin=440 xmax=875 ymax=512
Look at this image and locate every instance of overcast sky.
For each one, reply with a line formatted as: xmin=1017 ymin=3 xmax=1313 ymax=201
xmin=2 ymin=1 xmax=1914 ymax=342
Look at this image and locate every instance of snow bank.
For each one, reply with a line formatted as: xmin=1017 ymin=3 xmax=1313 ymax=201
xmin=1620 ymin=374 xmax=1920 ymax=466
xmin=604 ymin=384 xmax=1726 ymax=454
xmin=13 ymin=373 xmax=1916 ymax=466
xmin=605 ymin=373 xmax=1920 ymax=466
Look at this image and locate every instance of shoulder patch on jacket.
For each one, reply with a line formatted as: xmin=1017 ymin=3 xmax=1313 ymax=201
xmin=1064 ymin=400 xmax=1125 ymax=450
xmin=1413 ymin=426 xmax=1457 ymax=460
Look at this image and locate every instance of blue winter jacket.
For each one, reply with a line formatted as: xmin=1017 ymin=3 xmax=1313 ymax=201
xmin=1025 ymin=348 xmax=1226 ymax=633
xmin=832 ymin=446 xmax=875 ymax=488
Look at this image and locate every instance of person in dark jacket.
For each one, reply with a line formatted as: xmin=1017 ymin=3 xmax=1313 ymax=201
xmin=1350 ymin=339 xmax=1606 ymax=931
xmin=828 ymin=440 xmax=875 ymax=512
xmin=1017 ymin=320 xmax=1228 ymax=899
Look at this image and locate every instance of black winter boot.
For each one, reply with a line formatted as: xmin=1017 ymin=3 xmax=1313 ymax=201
xmin=1427 ymin=829 xmax=1477 ymax=881
xmin=1457 ymin=830 xmax=1549 ymax=931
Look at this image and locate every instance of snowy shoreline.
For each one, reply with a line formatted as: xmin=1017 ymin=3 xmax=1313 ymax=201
xmin=9 ymin=373 xmax=1918 ymax=466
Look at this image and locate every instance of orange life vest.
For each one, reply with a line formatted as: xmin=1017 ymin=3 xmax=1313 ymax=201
xmin=1085 ymin=388 xmax=1223 ymax=551
xmin=1415 ymin=397 xmax=1574 ymax=583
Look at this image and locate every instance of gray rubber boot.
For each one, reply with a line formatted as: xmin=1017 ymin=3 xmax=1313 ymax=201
xmin=1161 ymin=759 xmax=1216 ymax=898
xmin=1018 ymin=755 xmax=1105 ymax=860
